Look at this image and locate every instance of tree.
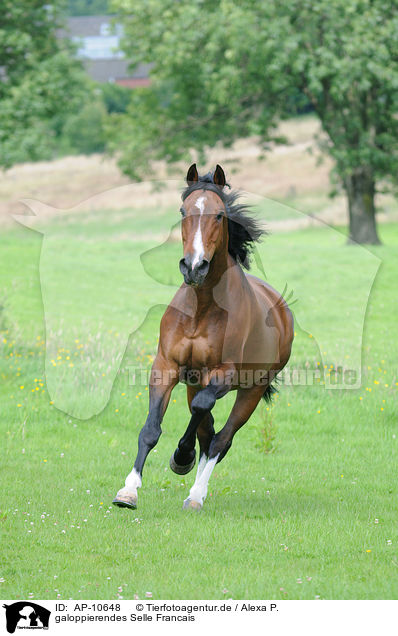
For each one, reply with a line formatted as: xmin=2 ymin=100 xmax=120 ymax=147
xmin=0 ymin=1 xmax=89 ymax=167
xmin=110 ymin=0 xmax=398 ymax=244
xmin=61 ymin=100 xmax=107 ymax=154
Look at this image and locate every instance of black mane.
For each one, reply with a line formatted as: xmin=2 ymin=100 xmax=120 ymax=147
xmin=181 ymin=170 xmax=266 ymax=269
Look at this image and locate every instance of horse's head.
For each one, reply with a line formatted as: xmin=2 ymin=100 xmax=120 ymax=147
xmin=179 ymin=163 xmax=228 ymax=287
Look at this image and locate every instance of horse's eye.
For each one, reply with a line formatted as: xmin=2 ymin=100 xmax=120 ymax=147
xmin=180 ymin=207 xmax=186 ymax=217
xmin=216 ymin=212 xmax=224 ymax=221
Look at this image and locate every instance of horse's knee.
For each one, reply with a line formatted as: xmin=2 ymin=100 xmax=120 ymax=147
xmin=139 ymin=423 xmax=161 ymax=450
xmin=191 ymin=388 xmax=216 ymax=414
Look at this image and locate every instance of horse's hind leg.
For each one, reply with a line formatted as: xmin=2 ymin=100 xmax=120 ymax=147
xmin=112 ymin=355 xmax=178 ymax=509
xmin=197 ymin=413 xmax=216 ymax=462
xmin=183 ymin=385 xmax=265 ymax=510
xmin=178 ymin=413 xmax=216 ymax=510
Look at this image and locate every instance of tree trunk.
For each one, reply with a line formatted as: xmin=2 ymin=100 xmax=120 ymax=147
xmin=344 ymin=168 xmax=380 ymax=244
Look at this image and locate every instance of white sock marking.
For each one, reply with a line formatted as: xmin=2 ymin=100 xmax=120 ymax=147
xmin=185 ymin=453 xmax=219 ymax=506
xmin=124 ymin=467 xmax=142 ymax=494
xmin=196 ymin=454 xmax=208 ymax=480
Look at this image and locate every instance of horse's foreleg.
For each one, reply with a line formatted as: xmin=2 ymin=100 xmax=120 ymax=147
xmin=170 ymin=365 xmax=233 ymax=475
xmin=183 ymin=385 xmax=264 ymax=510
xmin=112 ymin=357 xmax=178 ymax=509
xmin=170 ymin=386 xmax=215 ymax=475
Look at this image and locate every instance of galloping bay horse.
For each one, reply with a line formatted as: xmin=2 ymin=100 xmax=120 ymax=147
xmin=113 ymin=164 xmax=294 ymax=510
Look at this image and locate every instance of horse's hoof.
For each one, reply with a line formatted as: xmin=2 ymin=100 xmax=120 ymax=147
xmin=182 ymin=498 xmax=202 ymax=511
xmin=169 ymin=450 xmax=196 ymax=475
xmin=112 ymin=489 xmax=137 ymax=509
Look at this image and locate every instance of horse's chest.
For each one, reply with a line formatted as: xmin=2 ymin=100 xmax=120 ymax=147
xmin=173 ymin=332 xmax=222 ymax=369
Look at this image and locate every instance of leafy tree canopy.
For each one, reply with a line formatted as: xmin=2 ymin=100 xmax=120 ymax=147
xmin=0 ymin=1 xmax=91 ymax=167
xmin=110 ymin=0 xmax=398 ymax=243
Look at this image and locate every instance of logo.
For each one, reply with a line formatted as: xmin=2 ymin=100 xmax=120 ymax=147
xmin=2 ymin=602 xmax=50 ymax=634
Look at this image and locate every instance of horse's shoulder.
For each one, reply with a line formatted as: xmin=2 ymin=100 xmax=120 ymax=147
xmin=160 ymin=286 xmax=194 ymax=325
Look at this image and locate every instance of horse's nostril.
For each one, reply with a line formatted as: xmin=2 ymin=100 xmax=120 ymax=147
xmin=179 ymin=258 xmax=190 ymax=275
xmin=179 ymin=256 xmax=209 ymax=284
xmin=197 ymin=259 xmax=209 ymax=275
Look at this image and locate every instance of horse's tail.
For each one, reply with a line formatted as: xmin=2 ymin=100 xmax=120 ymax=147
xmin=262 ymin=376 xmax=279 ymax=403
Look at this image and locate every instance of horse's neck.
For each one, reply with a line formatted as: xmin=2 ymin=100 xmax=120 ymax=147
xmin=193 ymin=253 xmax=246 ymax=313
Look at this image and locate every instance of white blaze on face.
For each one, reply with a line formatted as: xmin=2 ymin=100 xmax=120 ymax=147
xmin=192 ymin=195 xmax=206 ymax=268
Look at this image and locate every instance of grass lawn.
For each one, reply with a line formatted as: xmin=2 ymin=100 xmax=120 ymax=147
xmin=0 ymin=200 xmax=397 ymax=600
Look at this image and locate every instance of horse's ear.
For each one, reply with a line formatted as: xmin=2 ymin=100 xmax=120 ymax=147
xmin=213 ymin=164 xmax=226 ymax=188
xmin=186 ymin=163 xmax=198 ymax=185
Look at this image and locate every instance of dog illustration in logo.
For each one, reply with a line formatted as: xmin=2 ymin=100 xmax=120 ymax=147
xmin=3 ymin=602 xmax=50 ymax=633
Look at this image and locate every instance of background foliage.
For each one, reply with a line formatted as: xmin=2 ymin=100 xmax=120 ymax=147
xmin=0 ymin=0 xmax=397 ymax=600
xmin=0 ymin=0 xmax=130 ymax=165
xmin=0 ymin=0 xmax=397 ymax=242
xmin=0 ymin=202 xmax=397 ymax=599
xmin=109 ymin=0 xmax=398 ymax=242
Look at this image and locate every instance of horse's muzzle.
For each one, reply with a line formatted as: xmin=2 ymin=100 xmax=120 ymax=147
xmin=179 ymin=256 xmax=210 ymax=286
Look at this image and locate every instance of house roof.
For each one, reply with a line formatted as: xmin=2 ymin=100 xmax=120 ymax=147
xmin=64 ymin=15 xmax=120 ymax=38
xmin=82 ymin=59 xmax=151 ymax=83
xmin=59 ymin=15 xmax=152 ymax=84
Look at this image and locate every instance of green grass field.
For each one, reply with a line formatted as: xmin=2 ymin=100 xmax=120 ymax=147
xmin=0 ymin=200 xmax=397 ymax=600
